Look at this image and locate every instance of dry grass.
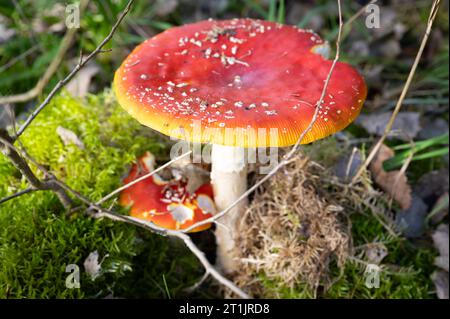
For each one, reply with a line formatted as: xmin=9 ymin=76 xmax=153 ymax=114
xmin=232 ymin=151 xmax=383 ymax=298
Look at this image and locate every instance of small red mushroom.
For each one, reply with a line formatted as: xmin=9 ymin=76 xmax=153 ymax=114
xmin=119 ymin=152 xmax=215 ymax=232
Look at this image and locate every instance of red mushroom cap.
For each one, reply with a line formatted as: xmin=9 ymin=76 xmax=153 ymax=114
xmin=119 ymin=152 xmax=215 ymax=232
xmin=114 ymin=18 xmax=367 ymax=147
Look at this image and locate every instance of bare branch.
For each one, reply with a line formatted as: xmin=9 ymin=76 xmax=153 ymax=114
xmin=352 ymin=0 xmax=442 ymax=183
xmin=0 ymin=188 xmax=35 ymax=205
xmin=184 ymin=271 xmax=210 ymax=293
xmin=13 ymin=0 xmax=135 ymax=138
xmin=0 ymin=131 xmax=43 ymax=188
xmin=176 ymin=230 xmax=250 ymax=298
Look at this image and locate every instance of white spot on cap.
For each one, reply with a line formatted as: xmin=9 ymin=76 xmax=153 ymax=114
xmin=196 ymin=195 xmax=216 ymax=214
xmin=168 ymin=204 xmax=194 ymax=224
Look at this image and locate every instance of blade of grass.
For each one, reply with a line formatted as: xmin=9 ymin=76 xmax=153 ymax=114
xmin=384 ymin=147 xmax=449 ymax=170
xmin=268 ymin=0 xmax=277 ymax=22
xmin=383 ymin=133 xmax=449 ymax=170
xmin=277 ymin=0 xmax=285 ymax=24
xmin=426 ymin=194 xmax=449 ymax=223
xmin=148 ymin=20 xmax=173 ymax=31
xmin=162 ymin=274 xmax=172 ymax=299
xmin=392 ymin=133 xmax=448 ymax=151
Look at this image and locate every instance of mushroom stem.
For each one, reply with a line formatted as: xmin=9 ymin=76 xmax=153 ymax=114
xmin=211 ymin=144 xmax=248 ymax=274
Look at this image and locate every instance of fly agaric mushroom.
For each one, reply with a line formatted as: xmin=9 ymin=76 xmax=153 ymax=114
xmin=119 ymin=152 xmax=216 ymax=232
xmin=114 ymin=19 xmax=367 ymax=273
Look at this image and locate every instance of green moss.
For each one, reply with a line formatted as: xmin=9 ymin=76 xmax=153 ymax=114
xmin=0 ymin=90 xmax=202 ymax=298
xmin=324 ymin=214 xmax=435 ymax=299
xmin=259 ymin=212 xmax=436 ymax=299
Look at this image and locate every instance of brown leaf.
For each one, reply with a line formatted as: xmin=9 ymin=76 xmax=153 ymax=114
xmin=432 ymin=224 xmax=449 ymax=272
xmin=365 ymin=243 xmax=388 ymax=264
xmin=369 ymin=144 xmax=412 ymax=209
xmin=56 ymin=126 xmax=85 ymax=149
xmin=431 ymin=270 xmax=449 ymax=299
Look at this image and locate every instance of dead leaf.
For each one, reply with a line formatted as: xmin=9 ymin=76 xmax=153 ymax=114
xmin=66 ymin=63 xmax=99 ymax=97
xmin=83 ymin=250 xmax=110 ymax=281
xmin=365 ymin=243 xmax=388 ymax=264
xmin=356 ymin=112 xmax=421 ymax=141
xmin=432 ymin=270 xmax=449 ymax=299
xmin=56 ymin=126 xmax=85 ymax=149
xmin=432 ymin=224 xmax=449 ymax=272
xmin=84 ymin=251 xmax=102 ymax=281
xmin=370 ymin=144 xmax=412 ymax=209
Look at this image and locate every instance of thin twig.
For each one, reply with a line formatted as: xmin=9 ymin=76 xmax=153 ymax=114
xmin=13 ymin=0 xmax=135 ymax=138
xmin=184 ymin=0 xmax=344 ymax=233
xmin=352 ymin=0 xmax=441 ymax=183
xmin=0 ymin=188 xmax=35 ymax=205
xmin=184 ymin=271 xmax=210 ymax=293
xmin=176 ymin=230 xmax=249 ymax=298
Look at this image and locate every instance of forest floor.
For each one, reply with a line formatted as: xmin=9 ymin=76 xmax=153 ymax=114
xmin=0 ymin=0 xmax=448 ymax=298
